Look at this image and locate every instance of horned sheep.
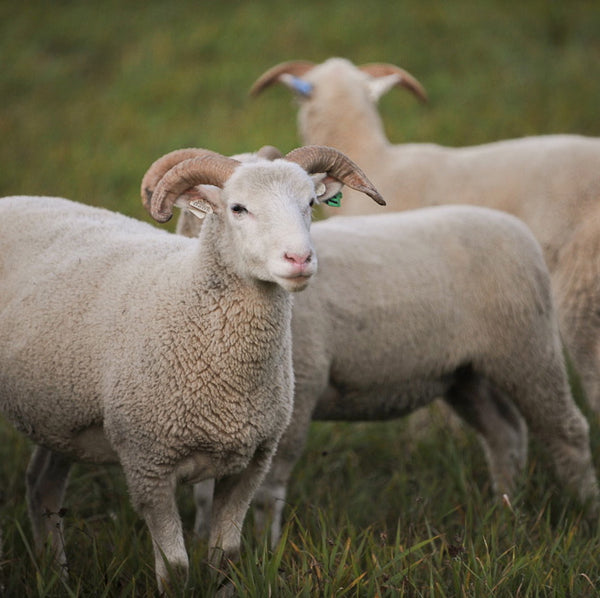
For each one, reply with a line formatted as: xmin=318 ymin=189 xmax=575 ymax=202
xmin=173 ymin=157 xmax=599 ymax=548
xmin=251 ymin=57 xmax=600 ymax=415
xmin=0 ymin=145 xmax=383 ymax=592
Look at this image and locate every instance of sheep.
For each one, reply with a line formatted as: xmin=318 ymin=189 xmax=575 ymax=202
xmin=0 ymin=145 xmax=384 ymax=592
xmin=250 ymin=57 xmax=600 ymax=415
xmin=172 ymin=170 xmax=599 ymax=549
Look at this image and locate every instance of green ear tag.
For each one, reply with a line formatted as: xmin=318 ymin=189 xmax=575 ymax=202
xmin=324 ymin=192 xmax=343 ymax=208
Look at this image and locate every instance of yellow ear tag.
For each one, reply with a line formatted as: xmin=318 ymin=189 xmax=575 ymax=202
xmin=188 ymin=200 xmax=213 ymax=220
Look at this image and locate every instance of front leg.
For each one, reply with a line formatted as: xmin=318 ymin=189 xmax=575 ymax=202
xmin=126 ymin=471 xmax=188 ymax=593
xmin=208 ymin=445 xmax=274 ymax=570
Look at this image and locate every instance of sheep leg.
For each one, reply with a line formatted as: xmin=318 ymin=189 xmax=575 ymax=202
xmin=131 ymin=475 xmax=188 ymax=593
xmin=25 ymin=446 xmax=71 ymax=575
xmin=512 ymin=371 xmax=600 ymax=513
xmin=252 ymin=393 xmax=317 ymax=548
xmin=444 ymin=372 xmax=528 ymax=496
xmin=193 ymin=478 xmax=215 ymax=539
xmin=251 ymin=456 xmax=290 ymax=549
xmin=208 ymin=446 xmax=274 ymax=570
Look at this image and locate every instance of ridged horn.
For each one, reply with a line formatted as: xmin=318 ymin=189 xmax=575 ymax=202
xmin=285 ymin=145 xmax=386 ymax=206
xmin=143 ymin=153 xmax=240 ymax=223
xmin=359 ymin=63 xmax=428 ymax=103
xmin=141 ymin=148 xmax=222 ymax=213
xmin=249 ymin=60 xmax=315 ymax=96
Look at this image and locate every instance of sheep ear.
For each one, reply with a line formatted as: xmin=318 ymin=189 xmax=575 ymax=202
xmin=366 ymin=73 xmax=402 ymax=102
xmin=174 ymin=185 xmax=223 ymax=220
xmin=311 ymin=173 xmax=344 ymax=207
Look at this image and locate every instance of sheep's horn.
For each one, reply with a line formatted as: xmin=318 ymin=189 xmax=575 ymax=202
xmin=141 ymin=148 xmax=222 ymax=213
xmin=143 ymin=153 xmax=240 ymax=223
xmin=285 ymin=145 xmax=386 ymax=206
xmin=359 ymin=63 xmax=428 ymax=103
xmin=249 ymin=61 xmax=315 ymax=96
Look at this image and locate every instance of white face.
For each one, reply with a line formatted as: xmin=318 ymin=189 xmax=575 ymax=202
xmin=222 ymin=161 xmax=318 ymax=292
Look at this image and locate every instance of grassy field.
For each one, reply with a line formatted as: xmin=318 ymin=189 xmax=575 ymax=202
xmin=1 ymin=0 xmax=600 ymax=596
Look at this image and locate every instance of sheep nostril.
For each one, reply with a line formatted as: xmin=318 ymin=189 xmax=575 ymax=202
xmin=284 ymin=251 xmax=312 ymax=265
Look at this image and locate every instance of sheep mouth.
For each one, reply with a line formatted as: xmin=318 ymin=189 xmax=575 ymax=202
xmin=276 ymin=272 xmax=314 ymax=291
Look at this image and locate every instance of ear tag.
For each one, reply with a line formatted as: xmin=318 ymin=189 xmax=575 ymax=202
xmin=281 ymin=74 xmax=313 ymax=97
xmin=324 ymin=192 xmax=343 ymax=208
xmin=188 ymin=200 xmax=213 ymax=220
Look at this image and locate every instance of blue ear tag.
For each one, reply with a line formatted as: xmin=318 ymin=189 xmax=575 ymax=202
xmin=289 ymin=76 xmax=314 ymax=97
xmin=324 ymin=192 xmax=343 ymax=208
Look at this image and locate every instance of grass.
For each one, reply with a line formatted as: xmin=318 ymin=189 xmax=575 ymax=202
xmin=1 ymin=0 xmax=600 ymax=596
xmin=3 ymin=413 xmax=600 ymax=596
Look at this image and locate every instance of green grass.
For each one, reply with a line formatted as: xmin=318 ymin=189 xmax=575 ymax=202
xmin=3 ymin=413 xmax=600 ymax=596
xmin=2 ymin=1 xmax=600 ymax=596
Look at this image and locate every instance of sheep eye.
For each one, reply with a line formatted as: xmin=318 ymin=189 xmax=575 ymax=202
xmin=309 ymin=198 xmax=315 ymax=208
xmin=231 ymin=204 xmax=248 ymax=216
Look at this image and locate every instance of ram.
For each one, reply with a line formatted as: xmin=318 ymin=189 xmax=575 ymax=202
xmin=251 ymin=57 xmax=600 ymax=413
xmin=0 ymin=146 xmax=383 ymax=591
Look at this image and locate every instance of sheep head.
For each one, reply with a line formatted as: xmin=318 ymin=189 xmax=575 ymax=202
xmin=141 ymin=146 xmax=384 ymax=291
xmin=249 ymin=57 xmax=427 ymax=104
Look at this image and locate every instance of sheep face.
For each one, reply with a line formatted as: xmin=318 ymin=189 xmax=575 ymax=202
xmin=209 ymin=160 xmax=318 ymax=292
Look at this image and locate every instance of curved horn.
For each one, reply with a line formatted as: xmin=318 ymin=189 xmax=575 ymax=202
xmin=143 ymin=153 xmax=240 ymax=223
xmin=249 ymin=60 xmax=315 ymax=96
xmin=285 ymin=145 xmax=386 ymax=206
xmin=359 ymin=63 xmax=428 ymax=103
xmin=141 ymin=148 xmax=222 ymax=213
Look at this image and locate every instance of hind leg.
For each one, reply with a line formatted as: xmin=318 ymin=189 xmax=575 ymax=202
xmin=517 ymin=380 xmax=598 ymax=511
xmin=251 ymin=403 xmax=315 ymax=549
xmin=193 ymin=478 xmax=215 ymax=539
xmin=504 ymin=348 xmax=599 ymax=513
xmin=551 ymin=219 xmax=600 ymax=415
xmin=444 ymin=369 xmax=528 ymax=497
xmin=26 ymin=446 xmax=72 ymax=573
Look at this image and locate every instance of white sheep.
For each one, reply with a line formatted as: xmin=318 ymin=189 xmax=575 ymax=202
xmin=0 ymin=145 xmax=383 ymax=592
xmin=250 ymin=57 xmax=600 ymax=414
xmin=174 ymin=176 xmax=599 ymax=549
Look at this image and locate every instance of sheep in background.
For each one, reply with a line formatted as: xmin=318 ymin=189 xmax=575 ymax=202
xmin=0 ymin=145 xmax=383 ymax=592
xmin=174 ymin=172 xmax=598 ymax=548
xmin=250 ymin=57 xmax=600 ymax=414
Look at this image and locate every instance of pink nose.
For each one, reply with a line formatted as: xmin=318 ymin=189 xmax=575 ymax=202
xmin=284 ymin=251 xmax=312 ymax=266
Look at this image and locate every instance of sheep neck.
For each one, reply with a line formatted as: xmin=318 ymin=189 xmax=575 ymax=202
xmin=165 ymin=216 xmax=293 ymax=390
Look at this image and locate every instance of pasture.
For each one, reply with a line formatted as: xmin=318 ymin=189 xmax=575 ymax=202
xmin=1 ymin=1 xmax=600 ymax=595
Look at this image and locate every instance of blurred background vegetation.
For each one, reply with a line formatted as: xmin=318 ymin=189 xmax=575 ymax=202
xmin=1 ymin=1 xmax=600 ymax=595
xmin=1 ymin=0 xmax=599 ymax=222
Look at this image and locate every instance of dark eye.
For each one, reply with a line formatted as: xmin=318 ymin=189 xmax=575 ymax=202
xmin=231 ymin=204 xmax=248 ymax=216
xmin=309 ymin=198 xmax=315 ymax=208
